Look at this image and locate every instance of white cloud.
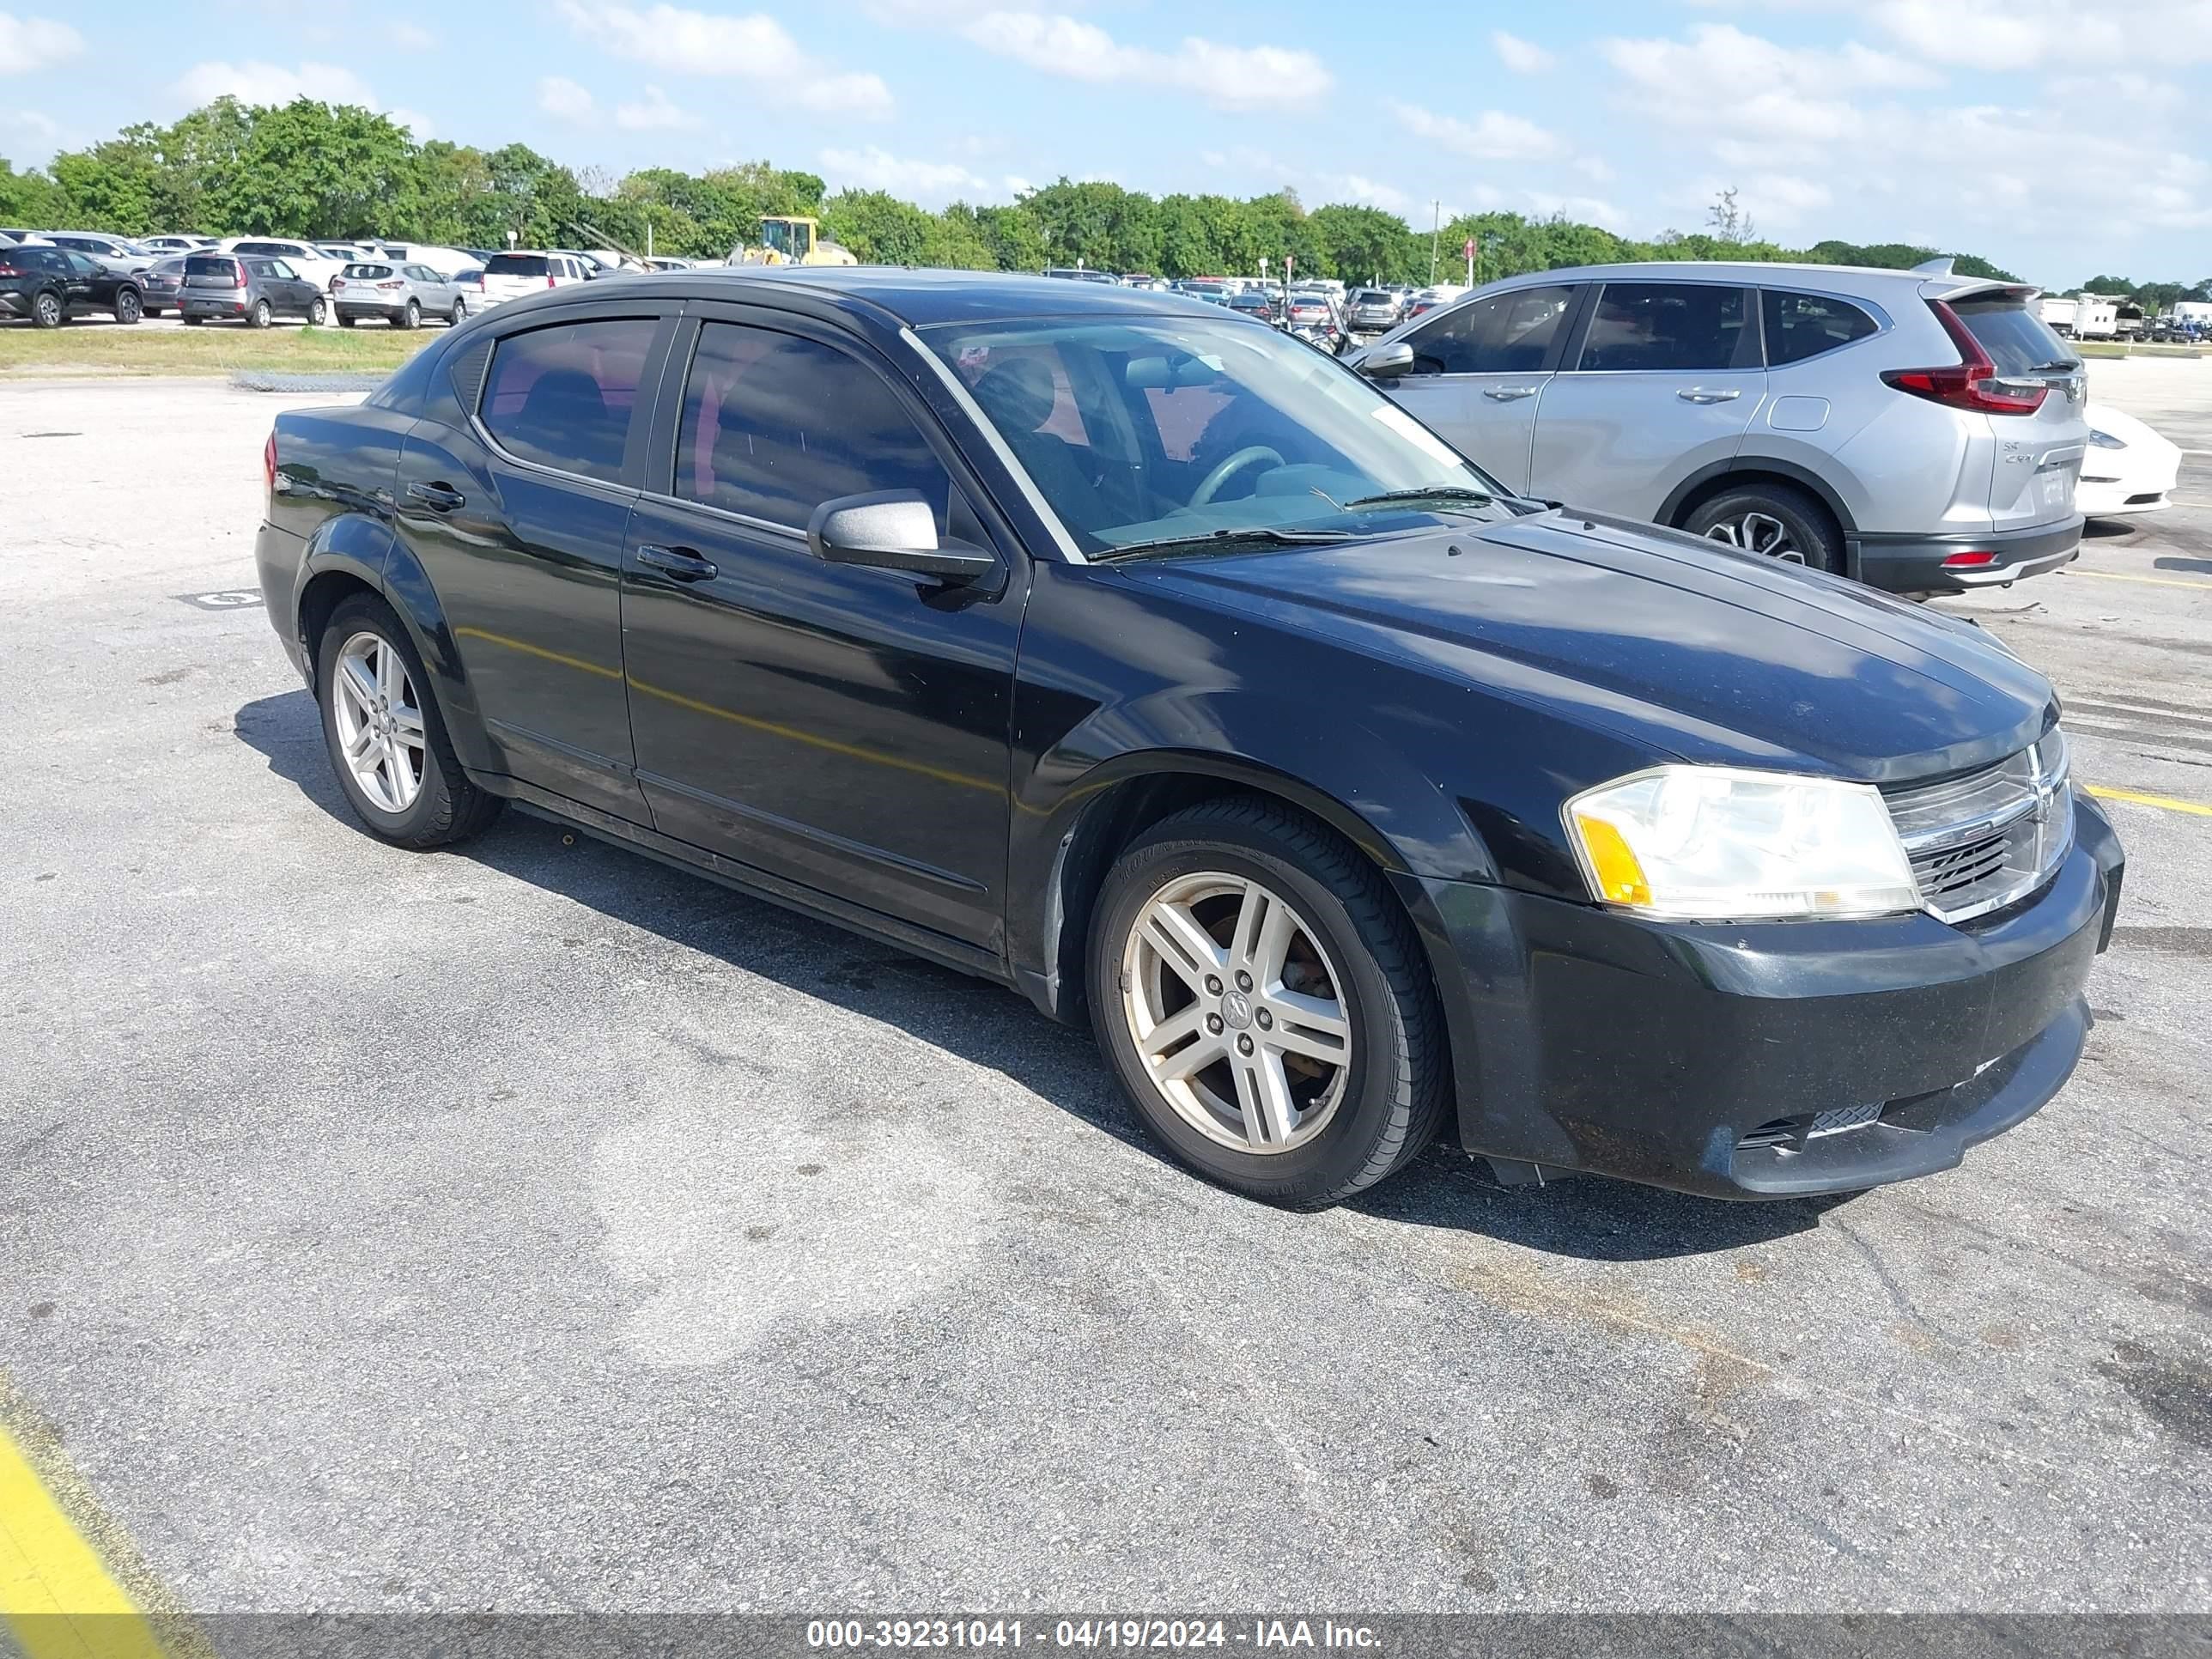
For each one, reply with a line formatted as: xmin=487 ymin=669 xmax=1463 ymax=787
xmin=385 ymin=106 xmax=436 ymax=138
xmin=820 ymin=144 xmax=991 ymax=203
xmin=0 ymin=10 xmax=78 ymax=74
xmin=1389 ymin=101 xmax=1563 ymax=161
xmin=963 ymin=12 xmax=1331 ymax=110
xmin=1523 ymin=191 xmax=1627 ymax=230
xmin=1740 ymin=170 xmax=1831 ymax=227
xmin=389 ymin=21 xmax=438 ymax=49
xmin=1491 ymin=29 xmax=1553 ymax=73
xmin=538 ymin=75 xmax=595 ymax=119
xmin=615 ymin=85 xmax=701 ymax=130
xmin=173 ymin=58 xmax=377 ymax=107
xmin=556 ymin=0 xmax=893 ymax=117
xmin=1867 ymin=0 xmax=2212 ymax=69
xmin=0 ymin=105 xmax=58 ymax=155
xmin=1601 ymin=23 xmax=1937 ymax=156
xmin=1330 ymin=173 xmax=1413 ymax=214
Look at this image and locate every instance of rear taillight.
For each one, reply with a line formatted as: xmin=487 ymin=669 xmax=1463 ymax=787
xmin=1881 ymin=301 xmax=2049 ymax=416
xmin=546 ymin=276 xmax=556 ymax=289
xmin=264 ymin=431 xmax=277 ymax=500
xmin=233 ymin=267 xmax=246 ymax=288
xmin=1942 ymin=550 xmax=1998 ymax=568
xmin=376 ymin=280 xmax=404 ymax=289
xmin=0 ymin=264 xmax=19 ymax=277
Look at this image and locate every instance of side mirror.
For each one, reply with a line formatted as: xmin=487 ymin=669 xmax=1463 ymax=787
xmin=808 ymin=490 xmax=997 ymax=583
xmin=1358 ymin=342 xmax=1415 ymax=382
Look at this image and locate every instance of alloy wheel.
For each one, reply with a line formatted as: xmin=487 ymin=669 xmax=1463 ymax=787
xmin=1704 ymin=511 xmax=1803 ymax=564
xmin=331 ymin=630 xmax=427 ymax=814
xmin=1120 ymin=871 xmax=1352 ymax=1153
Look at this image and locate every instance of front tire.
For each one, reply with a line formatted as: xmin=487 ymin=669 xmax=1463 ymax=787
xmin=1683 ymin=482 xmax=1841 ymax=574
xmin=315 ymin=593 xmax=502 ymax=849
xmin=1088 ymin=799 xmax=1448 ymax=1208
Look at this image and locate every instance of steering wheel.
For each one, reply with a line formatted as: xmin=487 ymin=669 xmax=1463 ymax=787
xmin=1190 ymin=446 xmax=1285 ymax=507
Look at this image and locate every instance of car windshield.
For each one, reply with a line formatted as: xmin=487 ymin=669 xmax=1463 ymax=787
xmin=927 ymin=314 xmax=1515 ymax=558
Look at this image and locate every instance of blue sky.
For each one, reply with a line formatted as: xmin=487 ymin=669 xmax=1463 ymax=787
xmin=3 ymin=0 xmax=2208 ymax=284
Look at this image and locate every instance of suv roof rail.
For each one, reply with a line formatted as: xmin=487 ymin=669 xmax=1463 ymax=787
xmin=1911 ymin=256 xmax=1957 ymax=276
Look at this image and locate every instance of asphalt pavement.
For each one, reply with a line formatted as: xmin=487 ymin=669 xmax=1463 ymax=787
xmin=0 ymin=367 xmax=2207 ymax=1625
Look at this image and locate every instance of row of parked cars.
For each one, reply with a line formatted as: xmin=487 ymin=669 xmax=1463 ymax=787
xmin=0 ymin=228 xmax=646 ymax=330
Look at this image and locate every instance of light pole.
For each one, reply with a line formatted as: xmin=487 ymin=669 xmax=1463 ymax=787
xmin=1428 ymin=199 xmax=1441 ymax=285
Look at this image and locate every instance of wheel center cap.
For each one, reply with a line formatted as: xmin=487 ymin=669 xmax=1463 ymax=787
xmin=1218 ymin=990 xmax=1254 ymax=1030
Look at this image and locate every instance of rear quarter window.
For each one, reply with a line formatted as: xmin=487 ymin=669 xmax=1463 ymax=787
xmin=1762 ymin=291 xmax=1880 ymax=366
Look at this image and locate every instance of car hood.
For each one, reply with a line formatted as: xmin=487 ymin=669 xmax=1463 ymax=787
xmin=1127 ymin=511 xmax=2057 ymax=784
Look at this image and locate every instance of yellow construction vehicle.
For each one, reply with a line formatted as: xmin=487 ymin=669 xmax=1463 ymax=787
xmin=726 ymin=216 xmax=857 ymax=268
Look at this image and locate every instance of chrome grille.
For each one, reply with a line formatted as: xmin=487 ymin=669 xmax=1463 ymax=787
xmin=1883 ymin=729 xmax=2072 ymax=924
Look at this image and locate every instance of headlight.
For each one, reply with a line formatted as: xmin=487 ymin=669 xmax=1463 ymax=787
xmin=2089 ymin=428 xmax=2127 ymax=449
xmin=1564 ymin=766 xmax=1922 ymax=921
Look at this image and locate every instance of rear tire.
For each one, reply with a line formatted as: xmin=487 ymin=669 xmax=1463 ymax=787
xmin=337 ymin=313 xmax=356 ymax=328
xmin=31 ymin=289 xmax=62 ymax=329
xmin=249 ymin=299 xmax=272 ymax=329
xmin=182 ymin=314 xmax=204 ymax=326
xmin=398 ymin=299 xmax=420 ymax=331
xmin=314 ymin=592 xmax=503 ymax=850
xmin=1087 ymin=798 xmax=1449 ymax=1209
xmin=1683 ymin=482 xmax=1841 ymax=574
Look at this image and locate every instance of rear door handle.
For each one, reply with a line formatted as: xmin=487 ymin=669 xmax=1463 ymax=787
xmin=636 ymin=544 xmax=719 ymax=582
xmin=406 ymin=481 xmax=465 ymax=511
xmin=1678 ymin=387 xmax=1742 ymax=404
xmin=1483 ymin=386 xmax=1541 ymax=401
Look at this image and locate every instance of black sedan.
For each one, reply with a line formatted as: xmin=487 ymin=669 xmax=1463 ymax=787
xmin=0 ymin=245 xmax=144 ymax=326
xmin=254 ymin=270 xmax=2124 ymax=1209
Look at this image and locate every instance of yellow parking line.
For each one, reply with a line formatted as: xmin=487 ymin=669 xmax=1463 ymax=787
xmin=2063 ymin=568 xmax=2212 ymax=592
xmin=2087 ymin=785 xmax=2212 ymax=818
xmin=0 ymin=1425 xmax=166 ymax=1659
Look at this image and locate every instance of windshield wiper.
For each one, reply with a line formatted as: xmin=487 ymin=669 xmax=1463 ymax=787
xmin=1342 ymin=485 xmax=1496 ymax=513
xmin=1095 ymin=526 xmax=1358 ymax=563
xmin=2031 ymin=359 xmax=2081 ymax=373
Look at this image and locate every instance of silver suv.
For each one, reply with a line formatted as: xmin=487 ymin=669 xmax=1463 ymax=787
xmin=1356 ymin=261 xmax=2090 ymax=592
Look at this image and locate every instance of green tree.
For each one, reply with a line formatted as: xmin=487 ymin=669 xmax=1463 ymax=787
xmin=196 ymin=100 xmax=416 ymax=236
xmin=0 ymin=158 xmax=62 ymax=226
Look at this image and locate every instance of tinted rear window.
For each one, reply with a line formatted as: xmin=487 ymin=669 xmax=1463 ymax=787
xmin=345 ymin=264 xmax=395 ymax=278
xmin=479 ymin=318 xmax=657 ymax=483
xmin=1949 ymin=296 xmax=2073 ymax=375
xmin=232 ymin=242 xmax=289 ymax=255
xmin=185 ymin=255 xmax=239 ymax=276
xmin=486 ymin=254 xmax=550 ymax=276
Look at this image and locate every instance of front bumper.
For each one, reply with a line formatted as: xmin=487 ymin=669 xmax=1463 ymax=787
xmin=1399 ymin=792 xmax=2124 ymax=1200
xmin=1855 ymin=517 xmax=2083 ymax=593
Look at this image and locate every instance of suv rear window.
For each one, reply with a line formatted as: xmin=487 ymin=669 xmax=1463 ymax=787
xmin=185 ymin=255 xmax=240 ymax=277
xmin=344 ymin=264 xmax=395 ymax=279
xmin=486 ymin=254 xmax=550 ymax=276
xmin=1763 ymin=291 xmax=1879 ymax=365
xmin=1948 ymin=295 xmax=2073 ymax=375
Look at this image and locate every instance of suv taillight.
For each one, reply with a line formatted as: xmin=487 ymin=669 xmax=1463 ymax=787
xmin=1881 ymin=301 xmax=2049 ymax=416
xmin=264 ymin=431 xmax=277 ymax=500
xmin=233 ymin=265 xmax=246 ymax=288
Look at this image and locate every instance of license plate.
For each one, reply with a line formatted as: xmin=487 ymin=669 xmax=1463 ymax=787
xmin=2040 ymin=470 xmax=2075 ymax=509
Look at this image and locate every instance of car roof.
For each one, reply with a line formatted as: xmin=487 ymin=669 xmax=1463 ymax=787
xmin=512 ymin=265 xmax=1227 ymax=327
xmin=1470 ymin=258 xmax=2027 ymax=301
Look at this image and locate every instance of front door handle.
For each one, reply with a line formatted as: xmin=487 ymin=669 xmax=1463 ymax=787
xmin=1678 ymin=387 xmax=1743 ymax=404
xmin=1483 ymin=385 xmax=1541 ymax=401
xmin=406 ymin=481 xmax=465 ymax=511
xmin=636 ymin=544 xmax=719 ymax=582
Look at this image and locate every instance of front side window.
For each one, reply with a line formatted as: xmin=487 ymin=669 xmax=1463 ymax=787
xmin=1578 ymin=283 xmax=1757 ymax=373
xmin=930 ymin=313 xmax=1512 ymax=555
xmin=1406 ymin=284 xmax=1575 ymax=375
xmin=479 ymin=317 xmax=658 ymax=484
xmin=1763 ymin=290 xmax=1879 ymax=366
xmin=673 ymin=322 xmax=953 ymax=532
xmin=67 ymin=252 xmax=101 ymax=276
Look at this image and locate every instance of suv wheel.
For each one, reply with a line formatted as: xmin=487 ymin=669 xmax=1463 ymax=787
xmin=1088 ymin=799 xmax=1448 ymax=1209
xmin=307 ymin=295 xmax=328 ymax=326
xmin=31 ymin=289 xmax=63 ymax=329
xmin=113 ymin=288 xmax=142 ymax=325
xmin=249 ymin=299 xmax=272 ymax=329
xmin=1684 ymin=483 xmax=1840 ymax=574
xmin=316 ymin=594 xmax=502 ymax=848
xmin=398 ymin=299 xmax=420 ymax=331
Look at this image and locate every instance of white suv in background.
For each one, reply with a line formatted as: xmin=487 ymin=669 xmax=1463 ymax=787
xmin=476 ymin=251 xmax=595 ymax=307
xmin=1354 ymin=260 xmax=2091 ymax=593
